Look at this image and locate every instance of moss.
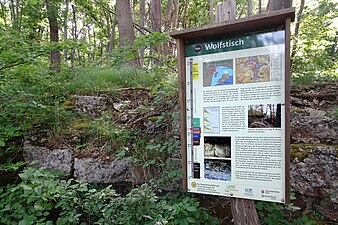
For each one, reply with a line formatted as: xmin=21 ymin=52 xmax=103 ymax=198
xmin=290 ymin=143 xmax=338 ymax=161
xmin=62 ymin=97 xmax=75 ymax=110
xmin=72 ymin=119 xmax=91 ymax=131
xmin=291 ymin=107 xmax=305 ymax=113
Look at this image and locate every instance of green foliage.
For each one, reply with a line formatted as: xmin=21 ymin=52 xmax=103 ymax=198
xmin=292 ymin=0 xmax=338 ymax=84
xmin=110 ymin=32 xmax=175 ymax=73
xmin=256 ymin=201 xmax=317 ymax=225
xmin=66 ymin=66 xmax=160 ymax=95
xmin=0 ymin=167 xmax=218 ymax=225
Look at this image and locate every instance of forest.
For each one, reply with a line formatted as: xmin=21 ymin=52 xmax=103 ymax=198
xmin=0 ymin=0 xmax=338 ymax=224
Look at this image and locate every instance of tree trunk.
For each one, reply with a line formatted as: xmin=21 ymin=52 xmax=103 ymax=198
xmin=294 ymin=0 xmax=304 ymax=37
xmin=258 ymin=0 xmax=262 ymax=14
xmin=215 ymin=1 xmax=236 ymax=23
xmin=182 ymin=0 xmax=188 ymax=28
xmin=150 ymin=0 xmax=161 ymax=32
xmin=63 ymin=0 xmax=69 ymax=63
xmin=116 ymin=0 xmax=140 ymax=67
xmin=9 ymin=0 xmax=16 ymax=29
xmin=209 ymin=0 xmax=213 ymax=23
xmin=248 ymin=0 xmax=253 ymax=16
xmin=139 ymin=0 xmax=145 ymax=63
xmin=230 ymin=198 xmax=260 ymax=225
xmin=108 ymin=13 xmax=116 ymax=54
xmin=172 ymin=0 xmax=179 ymax=29
xmin=291 ymin=0 xmax=305 ymax=69
xmin=46 ymin=0 xmax=61 ymax=72
xmin=270 ymin=0 xmax=292 ymax=11
xmin=71 ymin=4 xmax=76 ymax=67
xmin=93 ymin=27 xmax=96 ymax=61
xmin=164 ymin=0 xmax=172 ymax=32
xmin=139 ymin=0 xmax=146 ymax=31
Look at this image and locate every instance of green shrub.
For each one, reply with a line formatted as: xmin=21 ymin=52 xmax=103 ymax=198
xmin=256 ymin=201 xmax=316 ymax=225
xmin=0 ymin=167 xmax=218 ymax=225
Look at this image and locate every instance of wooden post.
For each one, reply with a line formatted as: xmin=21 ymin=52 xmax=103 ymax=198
xmin=215 ymin=1 xmax=236 ymax=23
xmin=215 ymin=1 xmax=260 ymax=225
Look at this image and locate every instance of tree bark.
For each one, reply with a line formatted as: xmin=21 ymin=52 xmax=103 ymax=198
xmin=150 ymin=0 xmax=161 ymax=32
xmin=230 ymin=198 xmax=260 ymax=225
xmin=9 ymin=0 xmax=16 ymax=29
xmin=209 ymin=0 xmax=213 ymax=23
xmin=108 ymin=13 xmax=116 ymax=54
xmin=46 ymin=0 xmax=61 ymax=72
xmin=270 ymin=0 xmax=292 ymax=11
xmin=116 ymin=0 xmax=140 ymax=67
xmin=172 ymin=0 xmax=179 ymax=29
xmin=258 ymin=0 xmax=262 ymax=14
xmin=63 ymin=0 xmax=69 ymax=63
xmin=294 ymin=0 xmax=305 ymax=37
xmin=182 ymin=0 xmax=188 ymax=28
xmin=139 ymin=0 xmax=145 ymax=62
xmin=164 ymin=0 xmax=172 ymax=32
xmin=248 ymin=0 xmax=253 ymax=16
xmin=71 ymin=4 xmax=76 ymax=67
xmin=215 ymin=1 xmax=236 ymax=23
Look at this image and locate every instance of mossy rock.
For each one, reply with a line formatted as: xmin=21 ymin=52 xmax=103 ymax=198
xmin=291 ymin=107 xmax=305 ymax=113
xmin=62 ymin=97 xmax=75 ymax=110
xmin=72 ymin=119 xmax=91 ymax=131
xmin=290 ymin=144 xmax=338 ymax=161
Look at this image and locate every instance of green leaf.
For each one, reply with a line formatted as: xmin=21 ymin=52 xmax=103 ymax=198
xmin=179 ymin=219 xmax=189 ymax=225
xmin=0 ymin=139 xmax=5 ymax=147
xmin=186 ymin=217 xmax=196 ymax=223
xmin=186 ymin=206 xmax=197 ymax=212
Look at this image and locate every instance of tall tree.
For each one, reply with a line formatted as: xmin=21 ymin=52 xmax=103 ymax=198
xmin=46 ymin=0 xmax=61 ymax=71
xmin=209 ymin=0 xmax=213 ymax=23
xmin=63 ymin=0 xmax=69 ymax=63
xmin=150 ymin=0 xmax=162 ymax=32
xmin=164 ymin=0 xmax=172 ymax=32
xmin=116 ymin=0 xmax=140 ymax=66
xmin=270 ymin=0 xmax=292 ymax=11
xmin=172 ymin=0 xmax=179 ymax=29
xmin=248 ymin=0 xmax=253 ymax=16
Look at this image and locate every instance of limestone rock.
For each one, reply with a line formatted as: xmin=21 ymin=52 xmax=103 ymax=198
xmin=23 ymin=146 xmax=73 ymax=176
xmin=73 ymin=158 xmax=134 ymax=183
xmin=291 ymin=107 xmax=338 ymax=144
xmin=74 ymin=95 xmax=108 ymax=116
xmin=291 ymin=146 xmax=338 ymax=204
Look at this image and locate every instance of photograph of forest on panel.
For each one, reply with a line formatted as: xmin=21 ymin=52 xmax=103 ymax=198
xmin=235 ymin=55 xmax=270 ymax=84
xmin=203 ymin=59 xmax=233 ymax=86
xmin=248 ymin=103 xmax=282 ymax=128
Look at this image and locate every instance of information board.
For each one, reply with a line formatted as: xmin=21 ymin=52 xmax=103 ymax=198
xmin=185 ymin=30 xmax=287 ymax=203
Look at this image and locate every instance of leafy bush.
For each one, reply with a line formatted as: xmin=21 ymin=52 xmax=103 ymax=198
xmin=256 ymin=201 xmax=316 ymax=225
xmin=0 ymin=167 xmax=218 ymax=225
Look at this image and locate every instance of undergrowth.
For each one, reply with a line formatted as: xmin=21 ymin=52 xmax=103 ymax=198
xmin=0 ymin=167 xmax=219 ymax=225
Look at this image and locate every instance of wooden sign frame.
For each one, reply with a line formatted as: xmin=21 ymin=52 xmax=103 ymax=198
xmin=170 ymin=8 xmax=295 ymax=204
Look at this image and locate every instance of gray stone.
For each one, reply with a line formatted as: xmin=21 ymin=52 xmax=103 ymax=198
xmin=23 ymin=146 xmax=73 ymax=176
xmin=291 ymin=146 xmax=338 ymax=204
xmin=74 ymin=95 xmax=108 ymax=116
xmin=73 ymin=158 xmax=134 ymax=183
xmin=291 ymin=107 xmax=338 ymax=144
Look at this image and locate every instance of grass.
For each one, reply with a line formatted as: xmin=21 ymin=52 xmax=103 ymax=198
xmin=66 ymin=67 xmax=162 ymax=96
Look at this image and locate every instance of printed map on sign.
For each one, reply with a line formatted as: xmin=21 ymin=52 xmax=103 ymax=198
xmin=203 ymin=107 xmax=220 ymax=133
xmin=203 ymin=59 xmax=233 ymax=87
xmin=235 ymin=54 xmax=270 ymax=84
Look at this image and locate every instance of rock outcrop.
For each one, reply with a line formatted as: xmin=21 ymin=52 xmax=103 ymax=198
xmin=73 ymin=158 xmax=133 ymax=183
xmin=23 ymin=146 xmax=73 ymax=176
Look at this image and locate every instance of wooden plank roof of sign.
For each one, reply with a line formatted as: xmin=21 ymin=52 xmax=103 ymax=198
xmin=170 ymin=7 xmax=295 ymax=40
